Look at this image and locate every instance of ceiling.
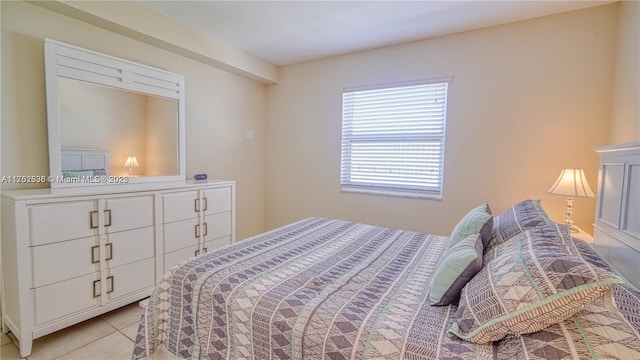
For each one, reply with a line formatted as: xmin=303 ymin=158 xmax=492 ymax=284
xmin=138 ymin=1 xmax=614 ymax=66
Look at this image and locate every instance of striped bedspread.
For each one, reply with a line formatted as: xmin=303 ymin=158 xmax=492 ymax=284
xmin=132 ymin=218 xmax=640 ymax=360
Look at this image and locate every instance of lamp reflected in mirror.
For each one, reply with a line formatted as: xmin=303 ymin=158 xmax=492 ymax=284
xmin=124 ymin=156 xmax=140 ymax=177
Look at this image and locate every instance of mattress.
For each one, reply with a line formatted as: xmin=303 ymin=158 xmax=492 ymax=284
xmin=132 ymin=217 xmax=640 ymax=359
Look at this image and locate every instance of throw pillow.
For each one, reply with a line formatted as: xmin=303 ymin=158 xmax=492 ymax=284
xmin=429 ymin=233 xmax=483 ymax=306
xmin=484 ymin=222 xmax=572 ymax=265
xmin=448 ymin=203 xmax=493 ymax=248
xmin=486 ymin=199 xmax=551 ymax=249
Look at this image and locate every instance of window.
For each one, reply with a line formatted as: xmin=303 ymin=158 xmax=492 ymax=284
xmin=340 ymin=78 xmax=450 ymax=199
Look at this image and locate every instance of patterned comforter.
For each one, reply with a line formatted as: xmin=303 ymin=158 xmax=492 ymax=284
xmin=132 ymin=218 xmax=640 ymax=360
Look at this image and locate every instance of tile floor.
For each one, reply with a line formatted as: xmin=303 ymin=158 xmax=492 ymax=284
xmin=0 ymin=302 xmax=147 ymax=360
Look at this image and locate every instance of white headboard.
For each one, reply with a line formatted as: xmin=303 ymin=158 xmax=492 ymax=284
xmin=593 ymin=141 xmax=640 ymax=288
xmin=60 ymin=148 xmax=110 ymax=176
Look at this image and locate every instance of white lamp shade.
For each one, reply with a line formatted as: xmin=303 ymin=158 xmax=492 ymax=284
xmin=548 ymin=168 xmax=595 ymax=198
xmin=123 ymin=156 xmax=139 ymax=168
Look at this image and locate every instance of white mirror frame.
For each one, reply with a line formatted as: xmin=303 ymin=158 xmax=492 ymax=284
xmin=44 ymin=38 xmax=186 ymax=188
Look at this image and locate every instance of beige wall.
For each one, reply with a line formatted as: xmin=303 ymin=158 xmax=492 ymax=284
xmin=609 ymin=0 xmax=640 ymax=144
xmin=265 ymin=5 xmax=618 ymax=235
xmin=1 ymin=1 xmax=266 ymax=240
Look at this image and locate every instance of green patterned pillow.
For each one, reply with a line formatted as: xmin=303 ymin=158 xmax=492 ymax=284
xmin=447 ymin=203 xmax=493 ymax=248
xmin=429 ymin=233 xmax=483 ymax=306
xmin=448 ymin=227 xmax=623 ymax=344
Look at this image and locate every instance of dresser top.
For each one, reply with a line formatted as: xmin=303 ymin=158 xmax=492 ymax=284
xmin=1 ymin=179 xmax=234 ymax=201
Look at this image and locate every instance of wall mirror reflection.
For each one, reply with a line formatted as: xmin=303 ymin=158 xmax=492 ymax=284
xmin=58 ymin=78 xmax=179 ymax=178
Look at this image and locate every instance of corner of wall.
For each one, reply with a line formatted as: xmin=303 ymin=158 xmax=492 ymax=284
xmin=608 ymin=0 xmax=640 ymax=144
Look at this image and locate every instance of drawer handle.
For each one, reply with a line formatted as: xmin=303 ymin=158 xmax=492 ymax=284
xmin=203 ymin=247 xmax=208 ymax=254
xmin=92 ymin=279 xmax=101 ymax=298
xmin=203 ymin=197 xmax=208 ymax=211
xmin=203 ymin=222 xmax=208 ymax=237
xmin=89 ymin=211 xmax=99 ymax=229
xmin=104 ymin=209 xmax=112 ymax=227
xmin=91 ymin=245 xmax=100 ymax=264
xmin=106 ymin=276 xmax=114 ymax=294
xmin=105 ymin=243 xmax=113 ymax=261
xmin=194 ymin=250 xmax=200 ymax=256
xmin=195 ymin=224 xmax=200 ymax=238
xmin=194 ymin=198 xmax=200 ymax=212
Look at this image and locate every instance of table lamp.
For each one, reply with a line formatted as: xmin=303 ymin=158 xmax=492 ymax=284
xmin=548 ymin=168 xmax=595 ymax=232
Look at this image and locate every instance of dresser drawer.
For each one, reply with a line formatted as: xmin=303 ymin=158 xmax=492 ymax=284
xmin=31 ymin=236 xmax=99 ymax=288
xmin=105 ymin=227 xmax=154 ymax=268
xmin=163 ymin=218 xmax=199 ymax=253
xmin=34 ymin=272 xmax=101 ymax=326
xmin=202 ymin=187 xmax=232 ymax=214
xmin=162 ymin=191 xmax=199 ymax=223
xmin=105 ymin=258 xmax=155 ymax=303
xmin=203 ymin=211 xmax=231 ymax=242
xmin=104 ymin=196 xmax=154 ymax=233
xmin=29 ymin=201 xmax=97 ymax=246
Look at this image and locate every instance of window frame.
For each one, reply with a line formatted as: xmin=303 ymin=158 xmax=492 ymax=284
xmin=340 ymin=78 xmax=451 ymax=200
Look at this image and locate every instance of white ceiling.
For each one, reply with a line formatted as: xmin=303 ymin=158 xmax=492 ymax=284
xmin=138 ymin=1 xmax=614 ymax=66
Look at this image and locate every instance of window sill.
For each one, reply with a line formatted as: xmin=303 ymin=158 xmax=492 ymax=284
xmin=341 ymin=186 xmax=442 ymax=200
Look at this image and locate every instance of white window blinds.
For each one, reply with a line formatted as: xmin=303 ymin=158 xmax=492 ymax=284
xmin=340 ymin=79 xmax=450 ymax=199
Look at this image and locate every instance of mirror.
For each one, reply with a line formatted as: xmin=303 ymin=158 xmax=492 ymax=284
xmin=45 ymin=38 xmax=186 ymax=188
xmin=59 ymin=78 xmax=179 ymax=177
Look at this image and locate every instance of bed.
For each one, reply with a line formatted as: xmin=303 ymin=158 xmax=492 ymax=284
xmin=60 ymin=147 xmax=110 ymax=177
xmin=132 ymin=200 xmax=640 ymax=360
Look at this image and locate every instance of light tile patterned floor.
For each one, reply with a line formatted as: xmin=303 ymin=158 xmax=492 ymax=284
xmin=1 ymin=302 xmax=144 ymax=360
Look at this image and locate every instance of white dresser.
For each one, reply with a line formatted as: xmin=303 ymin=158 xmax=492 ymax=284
xmin=1 ymin=180 xmax=235 ymax=357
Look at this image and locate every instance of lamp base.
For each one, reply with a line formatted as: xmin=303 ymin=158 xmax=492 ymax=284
xmin=563 ymin=196 xmax=576 ymax=230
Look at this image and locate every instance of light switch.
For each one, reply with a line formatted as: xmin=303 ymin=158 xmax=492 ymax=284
xmin=245 ymin=129 xmax=254 ymax=140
